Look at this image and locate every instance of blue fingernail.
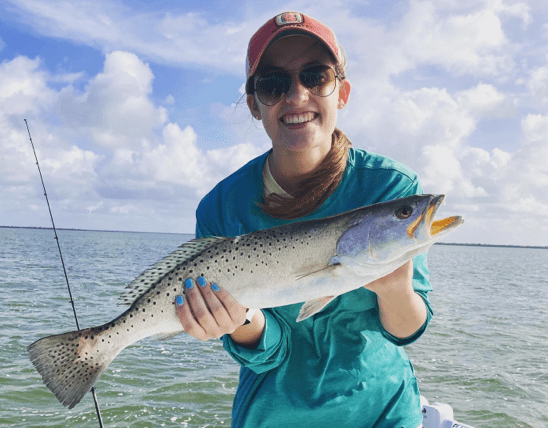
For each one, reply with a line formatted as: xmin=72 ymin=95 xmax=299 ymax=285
xmin=197 ymin=276 xmax=207 ymax=287
xmin=176 ymin=295 xmax=184 ymax=306
xmin=184 ymin=278 xmax=194 ymax=289
xmin=211 ymin=283 xmax=220 ymax=292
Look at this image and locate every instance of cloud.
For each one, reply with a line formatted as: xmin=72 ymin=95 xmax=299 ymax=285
xmin=397 ymin=1 xmax=514 ymax=77
xmin=455 ymin=83 xmax=516 ymax=118
xmin=527 ymin=57 xmax=548 ymax=106
xmin=3 ymin=0 xmax=251 ymax=75
xmin=56 ymin=51 xmax=167 ymax=149
xmin=140 ymin=122 xmax=263 ymax=196
xmin=0 ymin=56 xmax=55 ymax=114
xmin=0 ymin=51 xmax=263 ymax=231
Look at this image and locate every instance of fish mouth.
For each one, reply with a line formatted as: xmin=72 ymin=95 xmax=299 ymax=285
xmin=406 ymin=195 xmax=464 ymax=239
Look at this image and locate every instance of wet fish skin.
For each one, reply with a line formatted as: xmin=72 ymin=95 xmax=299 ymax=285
xmin=28 ymin=194 xmax=463 ymax=409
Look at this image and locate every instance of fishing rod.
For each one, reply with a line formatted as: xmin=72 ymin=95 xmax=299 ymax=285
xmin=24 ymin=119 xmax=105 ymax=428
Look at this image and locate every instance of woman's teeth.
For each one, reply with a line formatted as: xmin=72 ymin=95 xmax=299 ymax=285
xmin=282 ymin=112 xmax=316 ymax=125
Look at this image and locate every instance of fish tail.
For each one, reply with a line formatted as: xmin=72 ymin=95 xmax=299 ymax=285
xmin=28 ymin=326 xmax=115 ymax=409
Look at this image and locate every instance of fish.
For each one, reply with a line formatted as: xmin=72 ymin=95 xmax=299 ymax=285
xmin=27 ymin=194 xmax=463 ymax=409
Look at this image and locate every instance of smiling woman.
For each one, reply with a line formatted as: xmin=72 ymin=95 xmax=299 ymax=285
xmin=173 ymin=11 xmax=431 ymax=428
xmin=247 ymin=35 xmax=351 ymax=219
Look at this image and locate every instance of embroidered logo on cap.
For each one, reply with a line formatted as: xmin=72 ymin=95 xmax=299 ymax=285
xmin=275 ymin=12 xmax=303 ymax=27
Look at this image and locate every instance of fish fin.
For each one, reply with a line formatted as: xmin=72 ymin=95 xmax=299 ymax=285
xmin=296 ymin=296 xmax=337 ymax=322
xmin=119 ymin=236 xmax=230 ymax=305
xmin=28 ymin=326 xmax=118 ymax=409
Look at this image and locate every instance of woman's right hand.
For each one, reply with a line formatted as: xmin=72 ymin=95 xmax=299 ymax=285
xmin=175 ymin=277 xmax=265 ymax=347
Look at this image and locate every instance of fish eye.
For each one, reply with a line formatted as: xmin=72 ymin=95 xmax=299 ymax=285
xmin=395 ymin=205 xmax=413 ymax=219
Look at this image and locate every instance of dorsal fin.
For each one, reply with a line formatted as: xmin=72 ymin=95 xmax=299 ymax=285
xmin=118 ymin=237 xmax=229 ymax=305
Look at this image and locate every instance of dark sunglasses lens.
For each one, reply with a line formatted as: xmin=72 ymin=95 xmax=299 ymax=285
xmin=301 ymin=65 xmax=336 ymax=96
xmin=255 ymin=65 xmax=337 ymax=105
xmin=256 ymin=72 xmax=291 ymax=105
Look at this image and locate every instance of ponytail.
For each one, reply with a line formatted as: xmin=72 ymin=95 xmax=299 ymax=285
xmin=261 ymin=128 xmax=351 ymax=219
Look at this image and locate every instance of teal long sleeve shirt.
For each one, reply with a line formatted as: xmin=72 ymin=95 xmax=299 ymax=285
xmin=195 ymin=148 xmax=432 ymax=428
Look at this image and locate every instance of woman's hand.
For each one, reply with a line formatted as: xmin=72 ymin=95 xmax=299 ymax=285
xmin=364 ymin=260 xmax=427 ymax=339
xmin=364 ymin=260 xmax=414 ymax=297
xmin=175 ymin=277 xmax=265 ymax=348
xmin=175 ymin=277 xmax=247 ymax=340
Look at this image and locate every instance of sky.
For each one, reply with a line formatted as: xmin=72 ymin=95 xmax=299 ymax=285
xmin=1 ymin=0 xmax=547 ymax=246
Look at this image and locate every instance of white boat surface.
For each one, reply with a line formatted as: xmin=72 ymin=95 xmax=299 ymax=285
xmin=421 ymin=396 xmax=475 ymax=428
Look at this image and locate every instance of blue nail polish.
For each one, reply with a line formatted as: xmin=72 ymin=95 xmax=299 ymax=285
xmin=176 ymin=295 xmax=184 ymax=306
xmin=211 ymin=283 xmax=220 ymax=292
xmin=197 ymin=276 xmax=207 ymax=287
xmin=184 ymin=278 xmax=194 ymax=289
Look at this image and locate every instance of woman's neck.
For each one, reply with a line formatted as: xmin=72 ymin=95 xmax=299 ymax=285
xmin=268 ymin=145 xmax=330 ymax=195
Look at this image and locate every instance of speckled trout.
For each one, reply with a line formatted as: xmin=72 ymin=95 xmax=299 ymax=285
xmin=28 ymin=194 xmax=462 ymax=409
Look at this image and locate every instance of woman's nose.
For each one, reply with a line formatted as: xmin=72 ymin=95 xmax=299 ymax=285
xmin=284 ymin=73 xmax=309 ymax=105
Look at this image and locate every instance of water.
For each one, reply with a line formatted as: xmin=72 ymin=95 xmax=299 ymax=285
xmin=1 ymin=228 xmax=547 ymax=428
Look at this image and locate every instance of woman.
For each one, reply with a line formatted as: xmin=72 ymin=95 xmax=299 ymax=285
xmin=175 ymin=12 xmax=430 ymax=428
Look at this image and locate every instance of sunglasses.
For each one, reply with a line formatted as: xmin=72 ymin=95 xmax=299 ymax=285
xmin=252 ymin=64 xmax=341 ymax=106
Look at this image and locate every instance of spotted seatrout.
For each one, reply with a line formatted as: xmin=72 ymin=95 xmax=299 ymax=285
xmin=28 ymin=194 xmax=463 ymax=409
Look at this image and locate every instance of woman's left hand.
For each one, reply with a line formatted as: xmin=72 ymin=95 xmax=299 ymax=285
xmin=364 ymin=260 xmax=414 ymax=297
xmin=364 ymin=260 xmax=427 ymax=339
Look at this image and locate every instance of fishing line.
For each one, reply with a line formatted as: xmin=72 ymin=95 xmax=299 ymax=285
xmin=24 ymin=119 xmax=105 ymax=428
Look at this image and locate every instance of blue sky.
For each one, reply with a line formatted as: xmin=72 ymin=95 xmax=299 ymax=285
xmin=1 ymin=0 xmax=547 ymax=246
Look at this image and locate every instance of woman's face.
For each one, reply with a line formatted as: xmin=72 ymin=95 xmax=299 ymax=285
xmin=248 ymin=35 xmax=350 ymax=157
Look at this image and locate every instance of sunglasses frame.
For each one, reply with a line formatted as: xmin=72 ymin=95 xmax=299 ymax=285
xmin=251 ymin=64 xmax=342 ymax=106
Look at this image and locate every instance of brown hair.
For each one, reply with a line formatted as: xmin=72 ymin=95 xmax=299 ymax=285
xmin=261 ymin=128 xmax=351 ymax=219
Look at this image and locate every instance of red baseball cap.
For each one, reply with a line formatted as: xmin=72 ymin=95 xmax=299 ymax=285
xmin=246 ymin=12 xmax=342 ymax=80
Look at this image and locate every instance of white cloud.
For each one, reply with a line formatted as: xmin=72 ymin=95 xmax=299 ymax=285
xmin=400 ymin=1 xmax=512 ymax=76
xmin=493 ymin=0 xmax=531 ymax=25
xmin=3 ymin=0 xmax=250 ymax=74
xmin=527 ymin=58 xmax=548 ymax=106
xmin=0 ymin=51 xmax=264 ymax=231
xmin=140 ymin=122 xmax=263 ymax=196
xmin=57 ymin=51 xmax=167 ymax=149
xmin=329 ymin=0 xmax=521 ymax=82
xmin=456 ymin=83 xmax=516 ymax=118
xmin=512 ymin=115 xmax=548 ymax=197
xmin=0 ymin=56 xmax=55 ymax=114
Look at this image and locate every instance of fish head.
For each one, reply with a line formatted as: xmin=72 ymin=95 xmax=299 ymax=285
xmin=336 ymin=194 xmax=463 ymax=267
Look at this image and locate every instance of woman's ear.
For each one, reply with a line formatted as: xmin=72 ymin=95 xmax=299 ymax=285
xmin=338 ymin=80 xmax=351 ymax=109
xmin=247 ymin=94 xmax=262 ymax=120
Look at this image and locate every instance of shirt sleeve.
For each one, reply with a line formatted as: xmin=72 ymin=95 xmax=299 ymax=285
xmin=195 ymin=195 xmax=220 ymax=239
xmin=222 ymin=309 xmax=292 ymax=374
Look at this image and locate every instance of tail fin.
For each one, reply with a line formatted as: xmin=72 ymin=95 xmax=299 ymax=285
xmin=28 ymin=327 xmax=115 ymax=409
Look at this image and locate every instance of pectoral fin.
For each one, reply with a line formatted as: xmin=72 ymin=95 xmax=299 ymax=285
xmin=296 ymin=296 xmax=337 ymax=322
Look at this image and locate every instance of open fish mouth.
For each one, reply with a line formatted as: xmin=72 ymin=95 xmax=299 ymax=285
xmin=407 ymin=195 xmax=464 ymax=239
